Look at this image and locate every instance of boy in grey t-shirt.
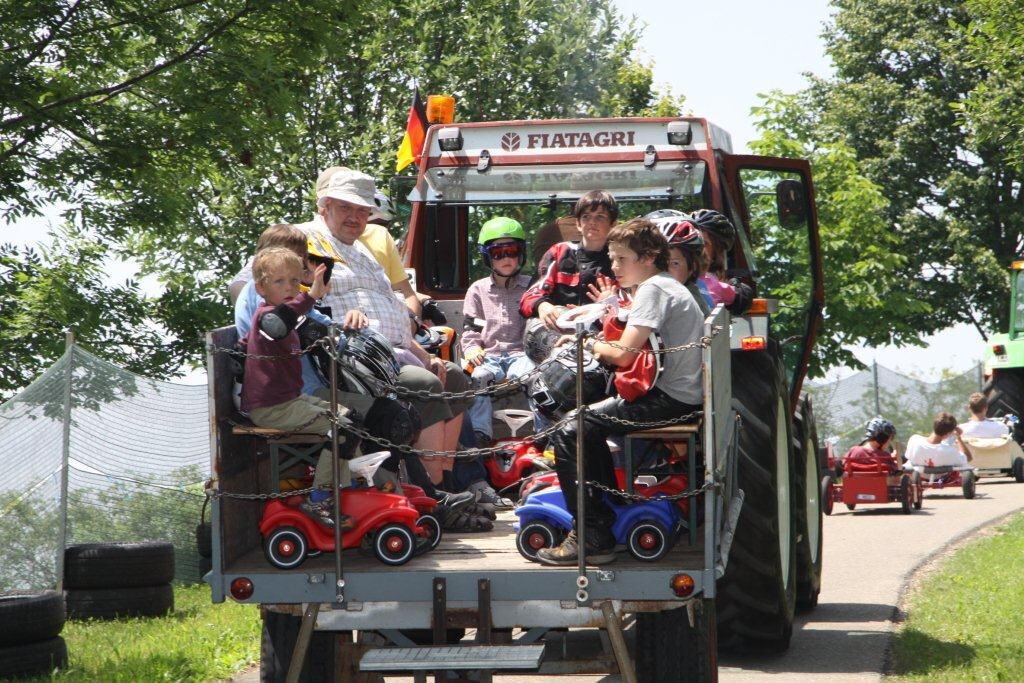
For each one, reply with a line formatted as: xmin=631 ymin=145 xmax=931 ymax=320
xmin=537 ymin=219 xmax=704 ymax=566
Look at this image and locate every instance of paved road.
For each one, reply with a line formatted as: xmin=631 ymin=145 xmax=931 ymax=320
xmin=231 ymin=477 xmax=1024 ymax=682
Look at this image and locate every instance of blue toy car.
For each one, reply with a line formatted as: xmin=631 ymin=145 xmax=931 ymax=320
xmin=514 ymin=485 xmax=681 ymax=562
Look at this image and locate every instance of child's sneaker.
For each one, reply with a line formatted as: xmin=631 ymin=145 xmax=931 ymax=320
xmin=301 ymin=497 xmax=354 ymax=530
xmin=467 ymin=480 xmax=508 ymax=507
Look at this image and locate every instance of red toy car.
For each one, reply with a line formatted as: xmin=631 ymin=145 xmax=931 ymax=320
xmin=484 ymin=410 xmax=552 ymax=492
xmin=823 ymin=460 xmax=922 ymax=515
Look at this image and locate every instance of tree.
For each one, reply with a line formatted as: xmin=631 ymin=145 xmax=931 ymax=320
xmin=961 ymin=0 xmax=1024 ymax=173
xmin=747 ymin=90 xmax=928 ymax=373
xmin=788 ymin=0 xmax=1021 ymax=345
xmin=1 ymin=0 xmax=674 ymax=393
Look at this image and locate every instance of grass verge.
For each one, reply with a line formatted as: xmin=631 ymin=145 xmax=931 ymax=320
xmin=888 ymin=511 xmax=1024 ymax=680
xmin=27 ymin=583 xmax=260 ymax=682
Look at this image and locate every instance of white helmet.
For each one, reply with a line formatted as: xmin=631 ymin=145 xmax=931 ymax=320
xmin=370 ymin=191 xmax=394 ymax=221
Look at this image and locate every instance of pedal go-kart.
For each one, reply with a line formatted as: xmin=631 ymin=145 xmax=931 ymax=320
xmin=909 ymin=462 xmax=979 ymax=499
xmin=961 ymin=416 xmax=1024 ymax=482
xmin=822 ymin=460 xmax=923 ymax=515
xmin=513 ymin=485 xmax=682 ymax=562
xmin=259 ymin=453 xmax=438 ymax=569
xmin=483 ymin=409 xmax=553 ymax=492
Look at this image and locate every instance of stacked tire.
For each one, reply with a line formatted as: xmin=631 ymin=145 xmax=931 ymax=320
xmin=0 ymin=590 xmax=68 ymax=678
xmin=64 ymin=542 xmax=175 ymax=620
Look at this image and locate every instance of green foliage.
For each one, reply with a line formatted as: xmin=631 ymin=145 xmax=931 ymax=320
xmin=890 ymin=512 xmax=1024 ymax=680
xmin=962 ymin=0 xmax=1024 ymax=172
xmin=19 ymin=584 xmax=260 ymax=682
xmin=0 ymin=0 xmax=676 ymax=391
xmin=749 ymin=91 xmax=930 ymax=373
xmin=790 ymin=0 xmax=1021 ymax=344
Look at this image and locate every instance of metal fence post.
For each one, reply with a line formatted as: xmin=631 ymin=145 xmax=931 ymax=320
xmin=55 ymin=330 xmax=74 ymax=592
xmin=872 ymin=359 xmax=881 ymax=417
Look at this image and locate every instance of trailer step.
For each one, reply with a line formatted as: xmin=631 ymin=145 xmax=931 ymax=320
xmin=359 ymin=645 xmax=545 ymax=671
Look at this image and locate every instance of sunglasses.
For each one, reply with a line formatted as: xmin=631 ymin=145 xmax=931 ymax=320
xmin=481 ymin=242 xmax=523 ymax=260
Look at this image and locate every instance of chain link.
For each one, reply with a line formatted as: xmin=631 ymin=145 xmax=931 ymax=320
xmin=206 ymin=336 xmax=334 ymax=362
xmin=598 ymin=325 xmax=723 ymax=355
xmin=585 ymin=478 xmax=718 ymax=502
xmin=205 ymin=486 xmax=317 ymax=500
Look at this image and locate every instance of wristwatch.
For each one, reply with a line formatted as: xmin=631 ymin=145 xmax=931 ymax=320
xmin=584 ymin=339 xmax=597 ymax=354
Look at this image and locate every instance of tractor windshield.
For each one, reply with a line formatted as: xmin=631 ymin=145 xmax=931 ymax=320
xmin=1014 ymin=270 xmax=1024 ymax=333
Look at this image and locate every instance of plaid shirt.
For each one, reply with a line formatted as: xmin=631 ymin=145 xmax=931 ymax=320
xmin=312 ymin=227 xmax=413 ymax=348
xmin=462 ymin=274 xmax=532 ymax=356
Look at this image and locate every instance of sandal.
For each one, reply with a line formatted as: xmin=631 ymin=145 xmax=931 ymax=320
xmin=465 ymin=502 xmax=497 ymax=520
xmin=441 ymin=509 xmax=494 ymax=532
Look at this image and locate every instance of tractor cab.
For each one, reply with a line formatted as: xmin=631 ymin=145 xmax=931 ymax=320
xmin=395 ymin=115 xmax=824 ymax=405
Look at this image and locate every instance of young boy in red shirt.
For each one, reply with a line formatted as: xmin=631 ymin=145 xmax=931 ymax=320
xmin=843 ymin=418 xmax=899 ymax=472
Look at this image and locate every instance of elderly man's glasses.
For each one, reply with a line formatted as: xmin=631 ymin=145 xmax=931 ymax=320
xmin=481 ymin=242 xmax=523 ymax=260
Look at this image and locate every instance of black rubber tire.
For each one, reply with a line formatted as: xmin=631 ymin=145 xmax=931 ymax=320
xmin=716 ymin=343 xmax=797 ymax=653
xmin=0 ymin=636 xmax=67 ymax=678
xmin=913 ymin=471 xmax=923 ymax=509
xmin=260 ymin=610 xmax=338 ymax=683
xmin=516 ymin=521 xmax=559 ymax=561
xmin=264 ymin=526 xmax=309 ymax=570
xmin=1013 ymin=457 xmax=1024 ymax=483
xmin=196 ymin=521 xmax=213 ymax=559
xmin=65 ymin=584 xmax=173 ymax=621
xmin=373 ymin=524 xmax=416 ymax=566
xmin=962 ymin=470 xmax=976 ymax=499
xmin=0 ymin=590 xmax=65 ymax=645
xmin=792 ymin=395 xmax=823 ymax=612
xmin=821 ymin=475 xmax=834 ymax=516
xmin=64 ymin=541 xmax=175 ymax=589
xmin=845 ymin=503 xmax=856 ymax=511
xmin=627 ymin=521 xmax=671 ymax=562
xmin=900 ymin=476 xmax=912 ymax=514
xmin=985 ymin=369 xmax=1024 ymax=442
xmin=636 ymin=599 xmax=717 ymax=682
xmin=416 ymin=514 xmax=442 ymax=552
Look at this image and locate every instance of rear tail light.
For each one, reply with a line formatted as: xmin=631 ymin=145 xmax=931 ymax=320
xmin=230 ymin=577 xmax=254 ymax=601
xmin=747 ymin=298 xmax=770 ymax=315
xmin=670 ymin=573 xmax=695 ymax=597
xmin=994 ymin=344 xmax=1007 ymax=355
xmin=741 ymin=336 xmax=767 ymax=351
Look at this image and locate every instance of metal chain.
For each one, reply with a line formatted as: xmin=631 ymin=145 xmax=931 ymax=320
xmin=205 ymin=486 xmax=317 ymax=500
xmin=206 ymin=336 xmax=334 ymax=361
xmin=598 ymin=325 xmax=724 ymax=355
xmin=585 ymin=478 xmax=718 ymax=502
xmin=593 ymin=410 xmax=703 ymax=429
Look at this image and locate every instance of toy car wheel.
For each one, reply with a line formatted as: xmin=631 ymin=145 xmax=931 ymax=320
xmin=373 ymin=524 xmax=416 ymax=566
xmin=900 ymin=476 xmax=912 ymax=515
xmin=912 ymin=471 xmax=923 ymax=509
xmin=1013 ymin=456 xmax=1024 ymax=483
xmin=962 ymin=470 xmax=977 ymax=499
xmin=821 ymin=475 xmax=834 ymax=516
xmin=628 ymin=521 xmax=670 ymax=562
xmin=516 ymin=521 xmax=559 ymax=561
xmin=845 ymin=503 xmax=856 ymax=511
xmin=416 ymin=515 xmax=442 ymax=553
xmin=264 ymin=526 xmax=308 ymax=570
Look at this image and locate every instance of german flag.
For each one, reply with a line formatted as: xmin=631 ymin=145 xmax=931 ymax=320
xmin=396 ymin=90 xmax=428 ymax=172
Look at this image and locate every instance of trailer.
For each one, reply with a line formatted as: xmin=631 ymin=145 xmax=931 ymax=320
xmin=205 ymin=116 xmax=826 ymax=681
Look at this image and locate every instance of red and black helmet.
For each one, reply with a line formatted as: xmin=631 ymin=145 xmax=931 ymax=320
xmin=652 ymin=217 xmax=705 ymax=253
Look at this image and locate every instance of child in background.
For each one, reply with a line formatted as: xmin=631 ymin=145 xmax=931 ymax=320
xmin=689 ymin=209 xmax=754 ymax=315
xmin=650 ymin=212 xmax=712 ymax=315
xmin=843 ymin=418 xmax=900 ymax=471
xmin=240 ymin=247 xmax=356 ymax=529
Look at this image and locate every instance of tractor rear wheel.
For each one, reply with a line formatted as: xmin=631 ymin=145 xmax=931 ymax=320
xmin=793 ymin=395 xmax=822 ymax=612
xmin=985 ymin=369 xmax=1024 ymax=444
xmin=636 ymin=599 xmax=716 ymax=682
xmin=717 ymin=342 xmax=796 ymax=653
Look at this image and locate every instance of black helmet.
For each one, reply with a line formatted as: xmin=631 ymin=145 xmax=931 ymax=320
xmin=864 ymin=417 xmax=896 ymax=444
xmin=528 ymin=349 xmax=612 ymax=417
xmin=689 ymin=209 xmax=735 ymax=251
xmin=523 ymin=316 xmax=564 ymax=364
xmin=361 ymin=397 xmax=422 ymax=447
xmin=338 ymin=328 xmax=400 ymax=395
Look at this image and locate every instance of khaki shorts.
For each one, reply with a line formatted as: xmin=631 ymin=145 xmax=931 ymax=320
xmin=400 ymin=361 xmax=470 ymax=428
xmin=249 ymin=394 xmax=333 ymax=434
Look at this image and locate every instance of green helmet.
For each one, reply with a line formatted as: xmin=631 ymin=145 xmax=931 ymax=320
xmin=478 ymin=217 xmax=526 ymax=245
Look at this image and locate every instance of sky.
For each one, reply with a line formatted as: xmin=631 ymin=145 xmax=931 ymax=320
xmin=2 ymin=0 xmax=989 ymax=382
xmin=615 ymin=0 xmax=987 ymax=380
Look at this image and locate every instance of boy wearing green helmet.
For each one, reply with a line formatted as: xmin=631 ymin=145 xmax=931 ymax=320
xmin=461 ymin=217 xmax=535 ymax=450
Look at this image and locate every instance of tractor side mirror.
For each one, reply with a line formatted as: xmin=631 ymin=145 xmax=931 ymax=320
xmin=776 ymin=179 xmax=807 ymax=229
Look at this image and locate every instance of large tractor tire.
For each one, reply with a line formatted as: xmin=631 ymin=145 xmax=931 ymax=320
xmin=716 ymin=343 xmax=797 ymax=653
xmin=636 ymin=599 xmax=717 ymax=682
xmin=984 ymin=369 xmax=1024 ymax=444
xmin=792 ymin=395 xmax=823 ymax=612
xmin=260 ymin=609 xmax=339 ymax=683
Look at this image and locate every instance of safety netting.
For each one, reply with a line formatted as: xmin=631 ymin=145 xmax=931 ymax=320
xmin=0 ymin=345 xmax=208 ymax=592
